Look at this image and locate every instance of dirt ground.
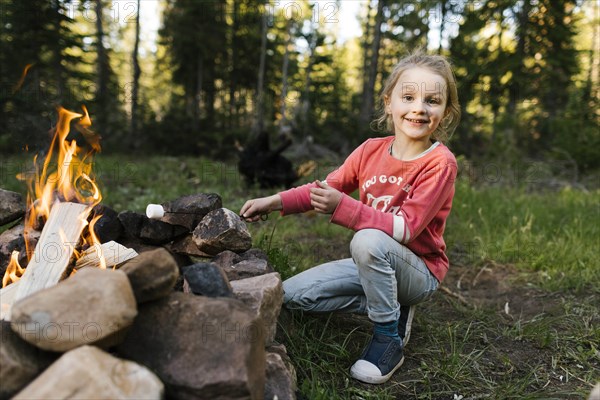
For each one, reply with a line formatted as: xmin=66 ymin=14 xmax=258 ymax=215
xmin=389 ymin=262 xmax=600 ymax=398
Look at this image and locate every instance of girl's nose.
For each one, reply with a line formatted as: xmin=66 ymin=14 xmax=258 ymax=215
xmin=411 ymin=100 xmax=426 ymax=113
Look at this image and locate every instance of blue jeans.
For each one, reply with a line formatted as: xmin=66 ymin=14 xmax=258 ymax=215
xmin=283 ymin=229 xmax=439 ymax=323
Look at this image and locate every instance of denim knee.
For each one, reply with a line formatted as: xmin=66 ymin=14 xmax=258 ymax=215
xmin=282 ymin=278 xmax=313 ymax=311
xmin=350 ymin=229 xmax=388 ymax=267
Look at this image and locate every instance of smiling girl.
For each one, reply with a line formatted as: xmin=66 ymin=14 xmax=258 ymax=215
xmin=240 ymin=50 xmax=461 ymax=384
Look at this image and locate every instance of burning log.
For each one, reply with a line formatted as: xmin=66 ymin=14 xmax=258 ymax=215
xmin=14 ymin=202 xmax=90 ymax=302
xmin=1 ymin=240 xmax=138 ymax=321
xmin=0 ymin=281 xmax=18 ymax=321
xmin=74 ymin=240 xmax=138 ymax=270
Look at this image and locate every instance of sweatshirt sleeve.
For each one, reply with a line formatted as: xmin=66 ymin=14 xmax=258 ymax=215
xmin=278 ymin=182 xmax=317 ymax=215
xmin=278 ymin=143 xmax=366 ymax=215
xmin=330 ymin=160 xmax=457 ymax=243
xmin=400 ymin=161 xmax=457 ymax=241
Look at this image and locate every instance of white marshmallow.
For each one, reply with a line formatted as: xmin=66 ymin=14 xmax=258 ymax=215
xmin=146 ymin=204 xmax=165 ymax=219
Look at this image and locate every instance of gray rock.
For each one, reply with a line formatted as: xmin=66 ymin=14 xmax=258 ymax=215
xmin=212 ymin=249 xmax=273 ymax=281
xmin=117 ymin=292 xmax=265 ymax=400
xmin=140 ymin=219 xmax=188 ymax=246
xmin=117 ymin=211 xmax=147 ymax=238
xmin=10 ymin=268 xmax=137 ymax=352
xmin=213 ymin=249 xmax=268 ymax=267
xmin=0 ymin=224 xmax=27 ymax=277
xmin=0 ymin=189 xmax=25 ymax=226
xmin=0 ymin=225 xmax=40 ymax=276
xmin=13 ymin=345 xmax=164 ymax=400
xmin=119 ymin=248 xmax=180 ymax=304
xmin=264 ymin=350 xmax=297 ymax=400
xmin=0 ymin=321 xmax=56 ymax=400
xmin=193 ymin=208 xmax=252 ymax=255
xmin=230 ymin=273 xmax=283 ymax=346
xmin=90 ymin=204 xmax=123 ymax=243
xmin=118 ymin=211 xmax=187 ymax=245
xmin=223 ymin=258 xmax=274 ymax=282
xmin=212 ymin=250 xmax=242 ymax=268
xmin=183 ymin=262 xmax=233 ymax=298
xmin=167 ymin=235 xmax=212 ymax=257
xmin=161 ymin=193 xmax=222 ymax=231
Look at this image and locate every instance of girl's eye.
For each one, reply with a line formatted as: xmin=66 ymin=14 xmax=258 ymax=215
xmin=427 ymin=98 xmax=440 ymax=105
xmin=403 ymin=95 xmax=414 ymax=102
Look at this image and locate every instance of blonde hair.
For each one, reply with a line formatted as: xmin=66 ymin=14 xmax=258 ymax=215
xmin=374 ymin=50 xmax=461 ymax=143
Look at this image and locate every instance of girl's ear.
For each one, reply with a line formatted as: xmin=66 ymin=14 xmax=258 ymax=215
xmin=384 ymin=95 xmax=391 ymax=114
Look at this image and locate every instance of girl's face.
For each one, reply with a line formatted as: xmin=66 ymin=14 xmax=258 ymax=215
xmin=385 ymin=67 xmax=448 ymax=143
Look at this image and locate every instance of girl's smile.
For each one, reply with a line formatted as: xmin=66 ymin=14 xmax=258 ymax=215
xmin=385 ymin=67 xmax=448 ymax=148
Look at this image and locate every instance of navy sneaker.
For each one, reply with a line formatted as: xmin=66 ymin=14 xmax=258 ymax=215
xmin=350 ymin=333 xmax=404 ymax=384
xmin=398 ymin=304 xmax=415 ymax=346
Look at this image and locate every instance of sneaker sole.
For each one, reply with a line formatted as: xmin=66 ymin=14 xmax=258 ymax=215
xmin=350 ymin=356 xmax=405 ymax=385
xmin=402 ymin=306 xmax=415 ymax=346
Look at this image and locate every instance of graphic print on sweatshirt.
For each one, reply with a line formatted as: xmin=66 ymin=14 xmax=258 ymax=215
xmin=362 ymin=176 xmax=413 ymax=216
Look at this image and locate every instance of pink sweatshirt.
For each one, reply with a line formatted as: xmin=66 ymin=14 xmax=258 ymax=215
xmin=279 ymin=136 xmax=457 ymax=282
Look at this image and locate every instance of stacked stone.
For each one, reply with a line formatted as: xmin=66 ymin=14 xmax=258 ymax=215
xmin=0 ymin=191 xmax=296 ymax=400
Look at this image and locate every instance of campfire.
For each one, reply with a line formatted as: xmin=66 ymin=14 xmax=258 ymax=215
xmin=0 ymin=107 xmax=296 ymax=399
xmin=1 ymin=106 xmax=137 ymax=319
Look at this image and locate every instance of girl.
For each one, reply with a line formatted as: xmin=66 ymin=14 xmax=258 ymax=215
xmin=240 ymin=50 xmax=460 ymax=384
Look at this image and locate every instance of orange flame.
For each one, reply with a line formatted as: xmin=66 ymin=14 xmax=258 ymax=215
xmin=2 ymin=251 xmax=25 ymax=288
xmin=12 ymin=63 xmax=34 ymax=94
xmin=3 ymin=105 xmax=105 ymax=286
xmin=79 ymin=214 xmax=107 ymax=270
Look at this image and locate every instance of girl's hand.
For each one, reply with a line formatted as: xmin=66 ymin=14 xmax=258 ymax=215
xmin=310 ymin=180 xmax=342 ymax=214
xmin=240 ymin=194 xmax=282 ymax=222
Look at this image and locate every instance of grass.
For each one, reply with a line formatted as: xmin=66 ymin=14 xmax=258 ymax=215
xmin=1 ymin=153 xmax=598 ymax=398
xmin=447 ymin=179 xmax=600 ymax=293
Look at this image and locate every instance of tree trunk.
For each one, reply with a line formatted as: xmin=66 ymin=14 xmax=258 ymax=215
xmin=361 ymin=1 xmax=373 ymax=106
xmin=438 ymin=0 xmax=447 ymax=54
xmin=589 ymin=1 xmax=600 ymax=104
xmin=508 ymin=0 xmax=530 ymax=114
xmin=130 ymin=0 xmax=141 ymax=146
xmin=228 ymin=0 xmax=239 ymax=129
xmin=359 ymin=0 xmax=385 ymax=133
xmin=302 ymin=29 xmax=318 ymax=140
xmin=253 ymin=10 xmax=268 ymax=136
xmin=51 ymin=0 xmax=66 ymax=105
xmin=192 ymin=53 xmax=203 ymax=132
xmin=279 ymin=20 xmax=292 ymax=133
xmin=95 ymin=0 xmax=109 ymax=129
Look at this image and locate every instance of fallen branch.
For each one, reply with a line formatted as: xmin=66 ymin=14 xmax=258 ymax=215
xmin=438 ymin=285 xmax=470 ymax=306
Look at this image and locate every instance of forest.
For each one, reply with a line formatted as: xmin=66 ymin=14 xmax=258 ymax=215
xmin=1 ymin=1 xmax=599 ymax=398
xmin=0 ymin=0 xmax=598 ymax=174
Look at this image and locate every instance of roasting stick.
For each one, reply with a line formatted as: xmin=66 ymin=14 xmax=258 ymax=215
xmin=146 ymin=204 xmax=199 ymax=219
xmin=146 ymin=203 xmax=268 ymax=221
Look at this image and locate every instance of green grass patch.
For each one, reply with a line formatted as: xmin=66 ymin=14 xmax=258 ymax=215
xmin=447 ymin=179 xmax=599 ymax=293
xmin=2 ymin=154 xmax=598 ymax=398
